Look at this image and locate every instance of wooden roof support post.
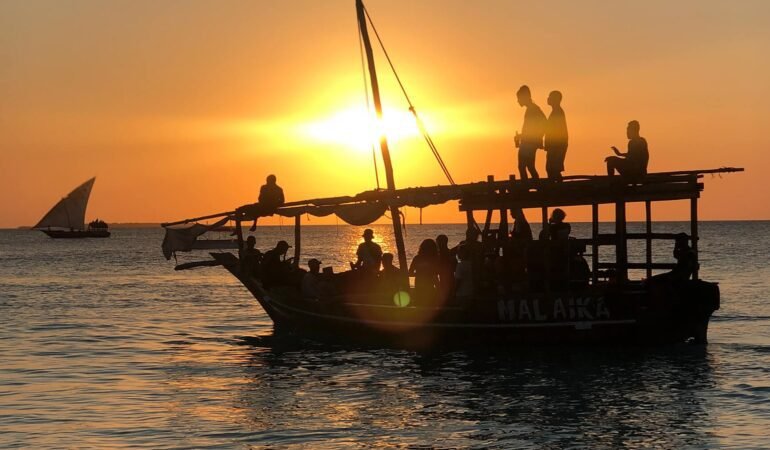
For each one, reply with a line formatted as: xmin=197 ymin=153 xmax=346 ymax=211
xmin=591 ymin=203 xmax=599 ymax=284
xmin=615 ymin=201 xmax=628 ymax=282
xmin=356 ymin=0 xmax=407 ymax=273
xmin=483 ymin=175 xmax=494 ymax=239
xmin=235 ymin=218 xmax=244 ymax=259
xmin=466 ymin=211 xmax=475 ymax=232
xmin=293 ymin=215 xmax=301 ymax=269
xmin=645 ymin=200 xmax=652 ymax=279
xmin=499 ymin=208 xmax=508 ymax=241
xmin=691 ymin=197 xmax=699 ymax=280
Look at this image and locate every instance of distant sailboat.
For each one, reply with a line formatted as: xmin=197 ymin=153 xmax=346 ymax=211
xmin=33 ymin=177 xmax=111 ymax=238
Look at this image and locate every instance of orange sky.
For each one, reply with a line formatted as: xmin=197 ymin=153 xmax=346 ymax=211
xmin=2 ymin=0 xmax=769 ymax=228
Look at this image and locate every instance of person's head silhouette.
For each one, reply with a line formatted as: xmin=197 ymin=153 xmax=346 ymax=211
xmin=627 ymin=120 xmax=640 ymax=139
xmin=547 ymin=90 xmax=562 ymax=108
xmin=550 ymin=208 xmax=566 ymax=224
xmin=266 ymin=174 xmax=277 ymax=185
xmin=516 ymin=85 xmax=532 ymax=107
xmin=382 ymin=252 xmax=394 ymax=267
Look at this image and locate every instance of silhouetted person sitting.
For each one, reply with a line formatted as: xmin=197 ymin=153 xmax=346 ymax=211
xmin=379 ymin=252 xmax=402 ymax=295
xmin=301 ymin=258 xmax=322 ymax=300
xmin=650 ymin=233 xmax=697 ymax=285
xmin=261 ymin=240 xmax=292 ymax=288
xmin=436 ymin=234 xmax=457 ymax=302
xmin=514 ymin=85 xmax=546 ymax=181
xmin=567 ymin=242 xmax=591 ymax=288
xmin=462 ymin=227 xmax=484 ymax=291
xmin=454 ymin=245 xmax=474 ymax=303
xmin=353 ymin=228 xmax=383 ymax=273
xmin=510 ymin=208 xmax=533 ymax=242
xmin=504 ymin=212 xmax=530 ymax=291
xmin=605 ymin=120 xmax=649 ymax=180
xmin=409 ymin=239 xmax=440 ymax=306
xmin=539 ymin=208 xmax=571 ymax=240
xmin=544 ymin=90 xmax=568 ymax=181
xmin=248 ymin=174 xmax=286 ymax=231
xmin=241 ymin=235 xmax=262 ymax=279
xmin=671 ymin=233 xmax=696 ymax=282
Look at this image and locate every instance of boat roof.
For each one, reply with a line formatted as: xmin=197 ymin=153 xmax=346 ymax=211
xmin=251 ymin=168 xmax=744 ymax=222
xmin=162 ymin=168 xmax=743 ymax=227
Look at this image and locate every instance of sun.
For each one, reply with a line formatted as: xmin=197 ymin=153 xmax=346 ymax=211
xmin=299 ymin=104 xmax=421 ymax=152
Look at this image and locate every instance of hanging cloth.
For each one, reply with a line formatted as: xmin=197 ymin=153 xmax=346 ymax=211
xmin=161 ymin=217 xmax=230 ymax=260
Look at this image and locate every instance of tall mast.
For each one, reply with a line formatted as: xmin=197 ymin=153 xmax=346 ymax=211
xmin=356 ymin=0 xmax=408 ymax=273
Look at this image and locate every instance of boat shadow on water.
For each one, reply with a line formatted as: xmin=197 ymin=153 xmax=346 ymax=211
xmin=233 ymin=334 xmax=717 ymax=448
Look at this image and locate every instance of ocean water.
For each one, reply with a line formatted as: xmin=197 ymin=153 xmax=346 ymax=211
xmin=1 ymin=222 xmax=769 ymax=449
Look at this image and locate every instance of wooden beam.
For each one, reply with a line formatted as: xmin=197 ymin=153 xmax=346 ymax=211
xmin=691 ymin=197 xmax=699 ymax=280
xmin=598 ymin=262 xmax=678 ymax=270
xmin=293 ymin=215 xmax=301 ymax=269
xmin=592 ymin=204 xmax=599 ymax=285
xmin=235 ymin=219 xmax=244 ymax=258
xmin=596 ymin=232 xmax=688 ymax=241
xmin=615 ymin=202 xmax=627 ymax=282
xmin=645 ymin=200 xmax=652 ymax=279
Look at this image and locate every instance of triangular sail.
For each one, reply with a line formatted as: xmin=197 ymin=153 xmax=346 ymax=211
xmin=34 ymin=177 xmax=96 ymax=230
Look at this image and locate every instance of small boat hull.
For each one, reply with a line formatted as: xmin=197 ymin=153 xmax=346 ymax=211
xmin=212 ymin=253 xmax=718 ymax=349
xmin=41 ymin=229 xmax=111 ymax=238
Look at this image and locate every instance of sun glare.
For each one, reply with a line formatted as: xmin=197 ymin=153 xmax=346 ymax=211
xmin=299 ymin=105 xmax=421 ymax=152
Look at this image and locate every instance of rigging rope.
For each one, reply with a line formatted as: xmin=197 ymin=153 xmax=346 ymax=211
xmin=363 ymin=5 xmax=456 ymax=185
xmin=358 ymin=20 xmax=381 ymax=190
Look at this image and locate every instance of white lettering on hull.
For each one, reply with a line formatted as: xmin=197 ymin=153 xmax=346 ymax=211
xmin=497 ymin=297 xmax=611 ymax=323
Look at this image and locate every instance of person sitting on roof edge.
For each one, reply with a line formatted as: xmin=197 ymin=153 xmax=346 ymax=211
xmin=238 ymin=174 xmax=285 ymax=232
xmin=605 ymin=120 xmax=649 ymax=180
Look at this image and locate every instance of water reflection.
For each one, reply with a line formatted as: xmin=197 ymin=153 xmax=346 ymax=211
xmin=234 ymin=336 xmax=716 ymax=448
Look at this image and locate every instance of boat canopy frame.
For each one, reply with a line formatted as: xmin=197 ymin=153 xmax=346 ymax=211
xmin=162 ymin=167 xmax=741 ymax=287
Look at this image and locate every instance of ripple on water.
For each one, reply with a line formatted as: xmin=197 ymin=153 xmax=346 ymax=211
xmin=1 ymin=225 xmax=769 ymax=448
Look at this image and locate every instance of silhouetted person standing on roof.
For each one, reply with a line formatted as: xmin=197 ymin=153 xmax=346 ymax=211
xmin=249 ymin=174 xmax=285 ymax=231
xmin=544 ymin=90 xmax=568 ymax=181
xmin=605 ymin=120 xmax=649 ymax=180
xmin=514 ymin=85 xmax=546 ymax=181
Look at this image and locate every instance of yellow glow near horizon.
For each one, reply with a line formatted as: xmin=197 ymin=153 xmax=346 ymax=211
xmin=298 ymin=105 xmax=421 ymax=152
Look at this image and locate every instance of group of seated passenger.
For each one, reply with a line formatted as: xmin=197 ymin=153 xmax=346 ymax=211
xmin=243 ymin=215 xmax=694 ymax=304
xmin=240 ymin=237 xmax=297 ymax=288
xmin=339 ymin=214 xmax=590 ymax=306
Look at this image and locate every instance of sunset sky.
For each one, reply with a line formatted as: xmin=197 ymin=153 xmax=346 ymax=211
xmin=2 ymin=0 xmax=768 ymax=228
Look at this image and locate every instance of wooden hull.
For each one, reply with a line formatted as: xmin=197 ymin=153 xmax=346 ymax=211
xmin=41 ymin=229 xmax=111 ymax=238
xmin=212 ymin=253 xmax=719 ymax=349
